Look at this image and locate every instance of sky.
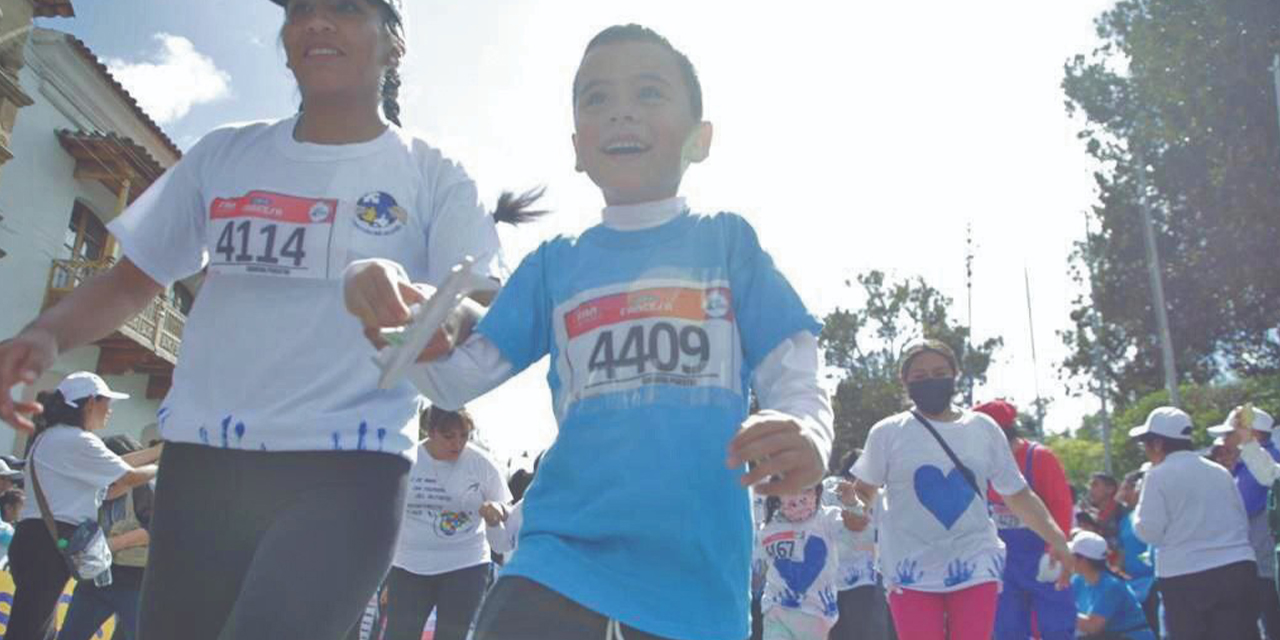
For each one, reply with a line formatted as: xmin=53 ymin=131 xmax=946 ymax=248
xmin=44 ymin=0 xmax=1122 ymax=466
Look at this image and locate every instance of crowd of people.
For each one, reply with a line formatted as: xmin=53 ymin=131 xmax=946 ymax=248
xmin=0 ymin=0 xmax=1270 ymax=639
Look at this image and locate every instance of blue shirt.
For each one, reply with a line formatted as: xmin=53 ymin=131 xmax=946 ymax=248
xmin=1233 ymin=441 xmax=1280 ymax=517
xmin=1117 ymin=509 xmax=1154 ymax=602
xmin=1072 ymin=572 xmax=1156 ymax=640
xmin=477 ymin=211 xmax=821 ymax=640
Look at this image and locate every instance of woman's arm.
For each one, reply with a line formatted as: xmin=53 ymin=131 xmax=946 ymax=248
xmin=107 ymin=465 xmax=158 ymax=501
xmin=107 ymin=527 xmax=150 ymax=553
xmin=1003 ymin=487 xmax=1074 ymax=589
xmin=0 ymin=259 xmax=162 ymax=429
xmin=119 ymin=443 xmax=163 ymax=467
xmin=1076 ymin=612 xmax=1107 ymax=636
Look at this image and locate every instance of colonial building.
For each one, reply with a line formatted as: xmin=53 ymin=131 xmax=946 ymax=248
xmin=0 ymin=25 xmax=188 ymax=453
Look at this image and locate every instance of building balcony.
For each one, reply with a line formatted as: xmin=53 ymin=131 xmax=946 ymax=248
xmin=44 ymin=257 xmax=185 ymax=398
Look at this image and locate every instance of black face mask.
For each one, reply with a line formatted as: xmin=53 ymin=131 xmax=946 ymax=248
xmin=908 ymin=377 xmax=956 ymax=415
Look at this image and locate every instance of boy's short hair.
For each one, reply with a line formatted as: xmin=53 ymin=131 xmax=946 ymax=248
xmin=575 ymin=24 xmax=703 ymax=121
xmin=1090 ymin=473 xmax=1119 ymax=490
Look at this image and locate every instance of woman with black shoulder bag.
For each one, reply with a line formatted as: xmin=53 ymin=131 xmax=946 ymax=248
xmin=7 ymin=372 xmax=159 ymax=640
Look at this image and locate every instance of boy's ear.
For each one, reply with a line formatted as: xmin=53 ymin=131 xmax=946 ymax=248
xmin=572 ymin=133 xmax=585 ymax=173
xmin=683 ymin=122 xmax=714 ymax=165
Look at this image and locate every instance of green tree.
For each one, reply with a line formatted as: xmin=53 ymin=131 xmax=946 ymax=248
xmin=821 ymin=271 xmax=1002 ymax=470
xmin=1060 ymin=0 xmax=1280 ymax=405
xmin=1044 ymin=434 xmax=1106 ymax=488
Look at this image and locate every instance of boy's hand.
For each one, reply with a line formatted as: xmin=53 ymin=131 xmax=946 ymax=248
xmin=727 ymin=411 xmax=825 ymax=496
xmin=479 ymin=502 xmax=508 ymax=527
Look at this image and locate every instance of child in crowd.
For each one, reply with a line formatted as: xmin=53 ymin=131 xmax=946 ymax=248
xmin=757 ymin=485 xmax=843 ymax=639
xmin=1069 ymin=531 xmax=1156 ymax=640
xmin=824 ymin=458 xmax=891 ymax=640
xmin=344 ymin=23 xmax=832 ymax=640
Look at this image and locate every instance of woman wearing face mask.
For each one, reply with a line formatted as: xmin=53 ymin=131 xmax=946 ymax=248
xmin=849 ymin=340 xmax=1072 ymax=640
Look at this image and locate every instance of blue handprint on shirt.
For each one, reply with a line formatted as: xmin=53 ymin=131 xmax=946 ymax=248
xmin=944 ymin=558 xmax=977 ymax=587
xmin=895 ymin=559 xmax=924 ymax=587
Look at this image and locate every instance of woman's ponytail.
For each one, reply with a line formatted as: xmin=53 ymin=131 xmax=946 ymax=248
xmin=492 ymin=187 xmax=549 ymax=226
xmin=381 ymin=67 xmax=402 ymax=127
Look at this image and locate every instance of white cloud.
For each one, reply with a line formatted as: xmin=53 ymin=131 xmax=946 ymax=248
xmin=106 ymin=34 xmax=232 ymax=124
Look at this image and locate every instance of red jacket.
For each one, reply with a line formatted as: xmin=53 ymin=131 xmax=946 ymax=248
xmin=987 ymin=440 xmax=1074 ymax=537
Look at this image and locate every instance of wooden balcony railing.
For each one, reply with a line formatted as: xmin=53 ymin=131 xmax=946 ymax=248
xmin=45 ymin=257 xmax=186 ymax=365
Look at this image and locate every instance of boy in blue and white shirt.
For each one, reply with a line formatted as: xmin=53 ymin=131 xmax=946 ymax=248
xmin=344 ymin=23 xmax=831 ymax=640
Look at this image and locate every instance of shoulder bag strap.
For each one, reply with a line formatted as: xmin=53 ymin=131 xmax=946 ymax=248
xmin=911 ymin=410 xmax=982 ymax=496
xmin=27 ymin=433 xmax=67 ymax=548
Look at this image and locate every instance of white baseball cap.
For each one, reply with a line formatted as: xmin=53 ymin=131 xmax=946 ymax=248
xmin=1208 ymin=407 xmax=1275 ymax=435
xmin=0 ymin=459 xmax=21 ymax=480
xmin=1070 ymin=531 xmax=1108 ymax=561
xmin=56 ymin=372 xmax=129 ymax=407
xmin=1128 ymin=407 xmax=1194 ymax=441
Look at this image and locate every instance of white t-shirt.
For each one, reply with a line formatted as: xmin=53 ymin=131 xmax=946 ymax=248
xmin=20 ymin=426 xmax=132 ymax=524
xmin=107 ymin=117 xmax=503 ymax=460
xmin=757 ymin=505 xmax=844 ymax=623
xmin=821 ymin=477 xmax=878 ymax=591
xmin=853 ymin=410 xmax=1027 ymax=593
xmin=393 ymin=443 xmax=511 ymax=575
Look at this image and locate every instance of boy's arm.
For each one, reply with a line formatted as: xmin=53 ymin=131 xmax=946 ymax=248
xmin=729 ymin=332 xmax=833 ymax=495
xmin=406 ymin=335 xmax=514 ymax=411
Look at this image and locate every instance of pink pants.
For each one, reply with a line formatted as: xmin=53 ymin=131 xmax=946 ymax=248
xmin=887 ymin=582 xmax=1000 ymax=640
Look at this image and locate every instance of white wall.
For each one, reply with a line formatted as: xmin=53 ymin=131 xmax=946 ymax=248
xmin=0 ymin=31 xmax=168 ymax=456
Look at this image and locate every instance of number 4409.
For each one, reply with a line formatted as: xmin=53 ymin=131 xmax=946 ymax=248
xmin=587 ymin=322 xmax=710 ymax=380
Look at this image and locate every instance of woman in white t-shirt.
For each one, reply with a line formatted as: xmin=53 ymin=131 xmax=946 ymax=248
xmin=7 ymin=372 xmax=159 ymax=640
xmin=0 ymin=2 xmax=538 ymax=638
xmin=850 ymin=340 xmax=1072 ymax=640
xmin=384 ymin=407 xmax=511 ymax=640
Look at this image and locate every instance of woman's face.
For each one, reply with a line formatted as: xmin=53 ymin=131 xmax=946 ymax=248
xmin=425 ymin=423 xmax=472 ymax=462
xmin=902 ymin=351 xmax=955 ymax=384
xmin=82 ymin=396 xmax=112 ymax=431
xmin=281 ymin=0 xmax=394 ymax=103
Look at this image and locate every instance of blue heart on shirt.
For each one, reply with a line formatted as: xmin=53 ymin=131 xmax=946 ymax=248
xmin=914 ymin=465 xmax=975 ymax=530
xmin=775 ymin=535 xmax=828 ymax=597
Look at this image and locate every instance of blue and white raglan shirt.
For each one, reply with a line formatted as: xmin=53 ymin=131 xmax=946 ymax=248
xmin=408 ymin=197 xmax=831 ymax=640
xmin=757 ymin=505 xmax=843 ymax=625
xmin=107 ymin=116 xmax=502 ymax=460
xmin=821 ymin=477 xmax=879 ymax=591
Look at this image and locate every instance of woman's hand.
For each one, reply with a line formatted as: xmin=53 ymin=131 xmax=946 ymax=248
xmin=841 ymin=509 xmax=871 ymax=532
xmin=479 ymin=501 xmax=508 ymax=527
xmin=344 ymin=259 xmax=457 ymax=361
xmin=344 ymin=259 xmax=430 ymax=333
xmin=728 ymin=411 xmax=825 ymax=496
xmin=0 ymin=329 xmax=59 ymax=431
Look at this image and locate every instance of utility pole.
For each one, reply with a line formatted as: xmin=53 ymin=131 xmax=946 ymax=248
xmin=964 ymin=224 xmax=975 ymax=406
xmin=1134 ymin=153 xmax=1182 ymax=407
xmin=1083 ymin=214 xmax=1114 ymax=475
xmin=1023 ymin=265 xmax=1046 ymax=436
xmin=1272 ymin=55 xmax=1280 ymax=141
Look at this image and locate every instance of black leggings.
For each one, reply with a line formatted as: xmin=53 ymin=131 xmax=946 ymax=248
xmin=137 ymin=443 xmax=409 ymax=640
xmin=382 ymin=563 xmax=490 ymax=640
xmin=7 ymin=519 xmax=76 ymax=640
xmin=472 ymin=576 xmax=673 ymax=640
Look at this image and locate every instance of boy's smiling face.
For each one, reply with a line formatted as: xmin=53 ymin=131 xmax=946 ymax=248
xmin=573 ymin=41 xmax=712 ymax=206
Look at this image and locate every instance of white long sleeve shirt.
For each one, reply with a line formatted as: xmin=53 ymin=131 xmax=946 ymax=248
xmin=1132 ymin=450 xmax=1255 ymax=578
xmin=1239 ymin=439 xmax=1280 ymax=485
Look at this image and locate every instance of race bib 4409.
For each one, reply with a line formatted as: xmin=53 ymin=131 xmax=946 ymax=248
xmin=553 ymin=279 xmax=743 ymax=410
xmin=207 ymin=191 xmax=338 ymax=279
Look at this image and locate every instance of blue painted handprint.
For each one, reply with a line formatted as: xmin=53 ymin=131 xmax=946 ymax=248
xmin=895 ymin=559 xmax=924 ymax=587
xmin=819 ymin=587 xmax=839 ymax=617
xmin=987 ymin=554 xmax=1006 ymax=580
xmin=944 ymin=558 xmax=977 ymax=587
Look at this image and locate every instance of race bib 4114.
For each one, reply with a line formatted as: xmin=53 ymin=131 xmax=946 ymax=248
xmin=207 ymin=191 xmax=338 ymax=279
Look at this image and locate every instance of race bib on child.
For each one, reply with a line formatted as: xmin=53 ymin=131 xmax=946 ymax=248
xmin=207 ymin=191 xmax=339 ymax=279
xmin=554 ymin=279 xmax=742 ymax=411
xmin=991 ymin=501 xmax=1024 ymax=530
